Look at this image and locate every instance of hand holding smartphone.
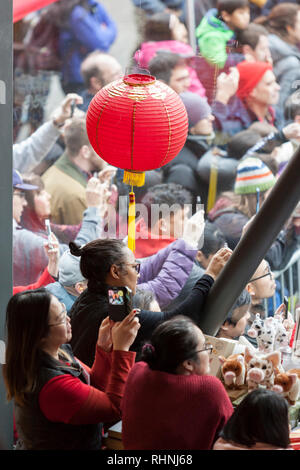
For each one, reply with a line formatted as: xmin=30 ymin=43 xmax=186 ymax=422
xmin=108 ymin=286 xmax=133 ymax=322
xmin=45 ymin=219 xmax=53 ymax=250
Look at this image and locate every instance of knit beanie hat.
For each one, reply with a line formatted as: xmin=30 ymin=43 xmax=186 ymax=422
xmin=234 ymin=157 xmax=276 ymax=195
xmin=58 ymin=249 xmax=86 ymax=286
xmin=236 ymin=61 xmax=273 ymax=100
xmin=180 ymin=91 xmax=212 ymax=128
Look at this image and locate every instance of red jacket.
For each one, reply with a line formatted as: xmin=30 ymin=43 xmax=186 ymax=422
xmin=122 ymin=362 xmax=233 ymax=450
xmin=13 ymin=268 xmax=54 ymax=295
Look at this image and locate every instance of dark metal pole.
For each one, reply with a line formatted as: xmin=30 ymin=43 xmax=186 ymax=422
xmin=186 ymin=0 xmax=197 ymax=54
xmin=198 ymin=146 xmax=300 ymax=336
xmin=0 ymin=0 xmax=13 ymax=449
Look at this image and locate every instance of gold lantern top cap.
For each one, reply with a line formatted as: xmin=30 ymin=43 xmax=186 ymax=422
xmin=123 ymin=74 xmax=156 ymax=87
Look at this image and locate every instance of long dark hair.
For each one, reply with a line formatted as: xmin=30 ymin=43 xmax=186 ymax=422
xmin=141 ymin=316 xmax=201 ymax=374
xmin=219 ymin=389 xmax=290 ymax=448
xmin=3 ymin=289 xmax=52 ymax=406
xmin=69 ymin=239 xmax=128 ymax=289
xmin=143 ymin=12 xmax=175 ymax=42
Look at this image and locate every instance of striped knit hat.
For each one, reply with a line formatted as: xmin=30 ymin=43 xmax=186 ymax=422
xmin=234 ymin=157 xmax=276 ymax=195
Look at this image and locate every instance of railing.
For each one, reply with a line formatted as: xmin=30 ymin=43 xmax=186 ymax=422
xmin=265 ymin=248 xmax=300 ymax=319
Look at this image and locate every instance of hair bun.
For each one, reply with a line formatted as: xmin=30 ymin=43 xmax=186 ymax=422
xmin=69 ymin=241 xmax=83 ymax=257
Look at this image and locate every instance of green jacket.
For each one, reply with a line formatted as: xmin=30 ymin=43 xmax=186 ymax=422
xmin=196 ymin=8 xmax=234 ymax=68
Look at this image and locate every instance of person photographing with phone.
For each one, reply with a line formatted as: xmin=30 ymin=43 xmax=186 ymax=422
xmin=68 ymin=238 xmax=232 ymax=366
xmin=3 ymin=288 xmax=140 ymax=450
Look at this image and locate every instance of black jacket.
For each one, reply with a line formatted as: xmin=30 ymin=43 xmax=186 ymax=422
xmin=70 ymin=274 xmax=214 ymax=367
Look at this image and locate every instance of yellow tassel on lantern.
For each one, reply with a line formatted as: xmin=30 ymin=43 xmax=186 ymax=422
xmin=128 ymin=191 xmax=136 ymax=253
xmin=123 ymin=170 xmax=145 ymax=187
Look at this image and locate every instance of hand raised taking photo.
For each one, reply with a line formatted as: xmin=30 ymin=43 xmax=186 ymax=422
xmin=205 ymin=246 xmax=232 ymax=280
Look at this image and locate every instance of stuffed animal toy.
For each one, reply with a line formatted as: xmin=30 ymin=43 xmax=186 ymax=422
xmin=273 ymin=318 xmax=289 ymax=350
xmin=219 ymin=353 xmax=246 ymax=389
xmin=247 ymin=313 xmax=264 ymax=338
xmin=274 ymin=371 xmax=300 ymax=405
xmin=245 ymin=347 xmax=281 ymax=391
xmin=247 ymin=315 xmax=277 ymax=353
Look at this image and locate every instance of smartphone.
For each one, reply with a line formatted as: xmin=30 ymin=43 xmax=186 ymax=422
xmin=108 ymin=286 xmax=132 ymax=322
xmin=70 ymin=99 xmax=76 ymax=118
xmin=45 ymin=219 xmax=53 ymax=250
xmin=283 ymin=296 xmax=289 ymax=320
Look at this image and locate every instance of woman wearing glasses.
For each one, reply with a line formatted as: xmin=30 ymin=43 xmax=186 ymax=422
xmin=68 ymin=239 xmax=232 ymax=367
xmin=3 ymin=288 xmax=140 ymax=450
xmin=122 ymin=316 xmax=233 ymax=450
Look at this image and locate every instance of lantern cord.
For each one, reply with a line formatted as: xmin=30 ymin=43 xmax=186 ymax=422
xmin=207 ymin=156 xmax=218 ymax=212
xmin=128 ymin=191 xmax=136 ymax=253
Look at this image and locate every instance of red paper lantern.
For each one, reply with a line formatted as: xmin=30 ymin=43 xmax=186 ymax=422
xmin=86 ymin=73 xmax=188 ymax=187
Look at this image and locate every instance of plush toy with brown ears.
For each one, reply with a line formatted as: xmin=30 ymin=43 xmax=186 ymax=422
xmin=274 ymin=369 xmax=300 ymax=405
xmin=245 ymin=347 xmax=281 ymax=391
xmin=219 ymin=353 xmax=246 ymax=390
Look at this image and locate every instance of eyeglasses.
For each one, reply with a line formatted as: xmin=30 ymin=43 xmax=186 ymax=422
xmin=123 ymin=263 xmax=141 ymax=274
xmin=195 ymin=343 xmax=213 ymax=355
xmin=49 ymin=304 xmax=68 ymax=327
xmin=249 ymin=266 xmax=273 ymax=283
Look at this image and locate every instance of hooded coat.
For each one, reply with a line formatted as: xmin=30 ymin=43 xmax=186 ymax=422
xmin=134 ymin=40 xmax=206 ymax=97
xmin=268 ymin=33 xmax=300 ymax=126
xmin=196 ymin=8 xmax=235 ymax=68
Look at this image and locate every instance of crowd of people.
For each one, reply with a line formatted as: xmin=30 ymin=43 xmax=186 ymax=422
xmin=6 ymin=0 xmax=300 ymax=451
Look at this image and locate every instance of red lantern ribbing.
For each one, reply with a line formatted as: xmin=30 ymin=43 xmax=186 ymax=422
xmin=86 ymin=73 xmax=188 ymax=250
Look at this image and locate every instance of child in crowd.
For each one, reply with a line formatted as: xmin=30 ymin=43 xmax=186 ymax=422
xmin=217 ymin=289 xmax=251 ymax=340
xmin=196 ymin=0 xmax=250 ymax=69
xmin=213 ymin=388 xmax=293 ymax=450
xmin=195 ymin=0 xmax=250 ymax=101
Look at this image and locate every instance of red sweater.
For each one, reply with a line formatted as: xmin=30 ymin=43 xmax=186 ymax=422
xmin=122 ymin=362 xmax=233 ymax=450
xmin=39 ymin=348 xmax=135 ymax=425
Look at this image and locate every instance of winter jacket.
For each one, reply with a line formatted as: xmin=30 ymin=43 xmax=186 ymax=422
xmin=208 ymin=203 xmax=289 ymax=270
xmin=137 ymin=238 xmax=197 ymax=309
xmin=69 ymin=273 xmax=214 ymax=367
xmin=212 ymin=97 xmax=279 ymax=145
xmin=42 ymin=152 xmax=90 ymax=225
xmin=13 ymin=121 xmax=61 ymax=174
xmin=13 ymin=207 xmax=102 ymax=286
xmin=268 ymin=33 xmax=300 ymax=127
xmin=196 ymin=9 xmax=235 ymax=69
xmin=164 ymin=261 xmax=206 ymax=310
xmin=134 ymin=40 xmax=206 ymax=97
xmin=58 ymin=0 xmax=117 ymax=88
xmin=163 ymin=133 xmax=212 ymax=201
